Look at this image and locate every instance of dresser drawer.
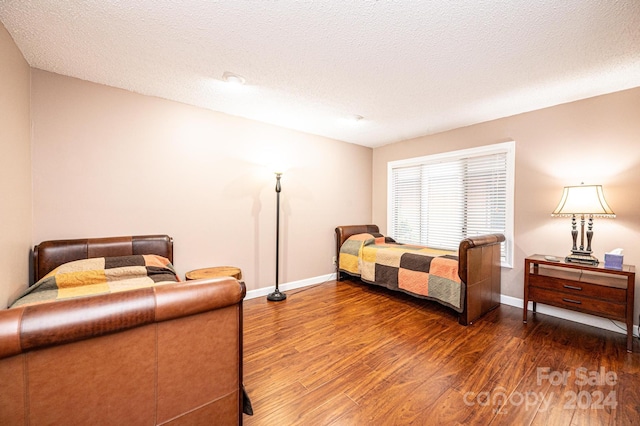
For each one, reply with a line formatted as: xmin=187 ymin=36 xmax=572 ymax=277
xmin=528 ymin=286 xmax=626 ymax=319
xmin=529 ymin=274 xmax=627 ymax=303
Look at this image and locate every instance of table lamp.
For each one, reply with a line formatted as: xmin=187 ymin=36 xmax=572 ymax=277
xmin=551 ymin=184 xmax=615 ymax=265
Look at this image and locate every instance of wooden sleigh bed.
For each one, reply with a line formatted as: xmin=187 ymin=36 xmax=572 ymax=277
xmin=335 ymin=225 xmax=505 ymax=325
xmin=1 ymin=235 xmax=248 ymax=425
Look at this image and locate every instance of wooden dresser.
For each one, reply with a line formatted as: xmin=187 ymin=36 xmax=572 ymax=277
xmin=523 ymin=254 xmax=636 ymax=352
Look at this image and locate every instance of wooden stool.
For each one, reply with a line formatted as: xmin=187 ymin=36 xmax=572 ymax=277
xmin=185 ymin=266 xmax=242 ymax=281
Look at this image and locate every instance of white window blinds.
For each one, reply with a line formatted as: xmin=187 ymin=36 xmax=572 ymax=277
xmin=388 ymin=142 xmax=514 ymax=267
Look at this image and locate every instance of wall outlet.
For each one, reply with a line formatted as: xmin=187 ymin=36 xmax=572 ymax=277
xmin=332 ymin=256 xmax=337 ymax=265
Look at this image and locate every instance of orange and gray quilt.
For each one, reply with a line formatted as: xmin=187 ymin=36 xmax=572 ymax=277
xmin=339 ymin=233 xmax=464 ymax=312
xmin=10 ymin=254 xmax=180 ymax=308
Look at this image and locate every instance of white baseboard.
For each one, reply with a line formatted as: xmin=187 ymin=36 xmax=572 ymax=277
xmin=244 ymin=273 xmax=337 ymax=300
xmin=245 ymin=278 xmax=639 ymax=338
xmin=501 ymin=294 xmax=639 ymax=338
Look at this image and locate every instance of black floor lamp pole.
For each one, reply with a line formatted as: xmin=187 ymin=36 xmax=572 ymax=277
xmin=267 ymin=172 xmax=286 ymax=301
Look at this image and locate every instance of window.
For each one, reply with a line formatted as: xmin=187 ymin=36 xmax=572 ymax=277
xmin=387 ymin=141 xmax=514 ymax=267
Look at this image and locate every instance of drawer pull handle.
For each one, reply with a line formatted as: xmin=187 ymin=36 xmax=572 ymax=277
xmin=562 ymin=298 xmax=582 ymax=304
xmin=563 ymin=285 xmax=582 ymax=291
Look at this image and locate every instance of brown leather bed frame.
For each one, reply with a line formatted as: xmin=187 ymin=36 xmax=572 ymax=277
xmin=1 ymin=234 xmax=246 ymax=425
xmin=335 ymin=224 xmax=505 ymax=325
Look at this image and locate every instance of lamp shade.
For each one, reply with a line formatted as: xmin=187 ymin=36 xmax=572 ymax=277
xmin=552 ymin=185 xmax=615 ymax=217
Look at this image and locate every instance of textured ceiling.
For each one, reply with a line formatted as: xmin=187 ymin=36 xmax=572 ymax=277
xmin=1 ymin=1 xmax=639 ymax=147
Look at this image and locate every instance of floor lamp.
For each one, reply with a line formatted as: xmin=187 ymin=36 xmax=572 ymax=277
xmin=267 ymin=172 xmax=286 ymax=301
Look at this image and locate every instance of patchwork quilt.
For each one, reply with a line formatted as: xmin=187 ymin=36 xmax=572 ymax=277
xmin=10 ymin=254 xmax=180 ymax=308
xmin=339 ymin=233 xmax=464 ymax=312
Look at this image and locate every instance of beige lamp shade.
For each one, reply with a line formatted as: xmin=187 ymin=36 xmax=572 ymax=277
xmin=552 ymin=185 xmax=615 ymax=217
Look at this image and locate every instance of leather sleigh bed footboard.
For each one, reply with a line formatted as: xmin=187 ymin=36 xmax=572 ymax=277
xmin=335 ymin=225 xmax=505 ymax=325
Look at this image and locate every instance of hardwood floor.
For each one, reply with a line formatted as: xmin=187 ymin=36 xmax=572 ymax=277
xmin=242 ymin=279 xmax=640 ymax=425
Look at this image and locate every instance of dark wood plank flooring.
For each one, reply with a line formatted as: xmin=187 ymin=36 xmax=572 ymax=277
xmin=242 ymin=279 xmax=640 ymax=425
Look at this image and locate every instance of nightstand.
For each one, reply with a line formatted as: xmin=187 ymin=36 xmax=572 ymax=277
xmin=185 ymin=266 xmax=242 ymax=281
xmin=523 ymin=254 xmax=635 ymax=352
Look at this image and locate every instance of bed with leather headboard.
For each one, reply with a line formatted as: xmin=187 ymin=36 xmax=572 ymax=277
xmin=0 ymin=234 xmax=247 ymax=425
xmin=335 ymin=225 xmax=505 ymax=325
xmin=9 ymin=235 xmax=181 ymax=308
xmin=32 ymin=234 xmax=175 ymax=284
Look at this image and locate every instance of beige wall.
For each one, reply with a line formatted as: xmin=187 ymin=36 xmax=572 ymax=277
xmin=31 ymin=70 xmax=372 ymax=291
xmin=373 ymin=88 xmax=640 ymax=323
xmin=0 ymin=22 xmax=32 ymax=307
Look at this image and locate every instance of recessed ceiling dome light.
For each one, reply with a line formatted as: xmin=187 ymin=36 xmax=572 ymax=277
xmin=222 ymin=71 xmax=246 ymax=85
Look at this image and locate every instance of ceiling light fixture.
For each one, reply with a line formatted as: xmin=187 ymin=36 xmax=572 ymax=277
xmin=222 ymin=71 xmax=246 ymax=85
